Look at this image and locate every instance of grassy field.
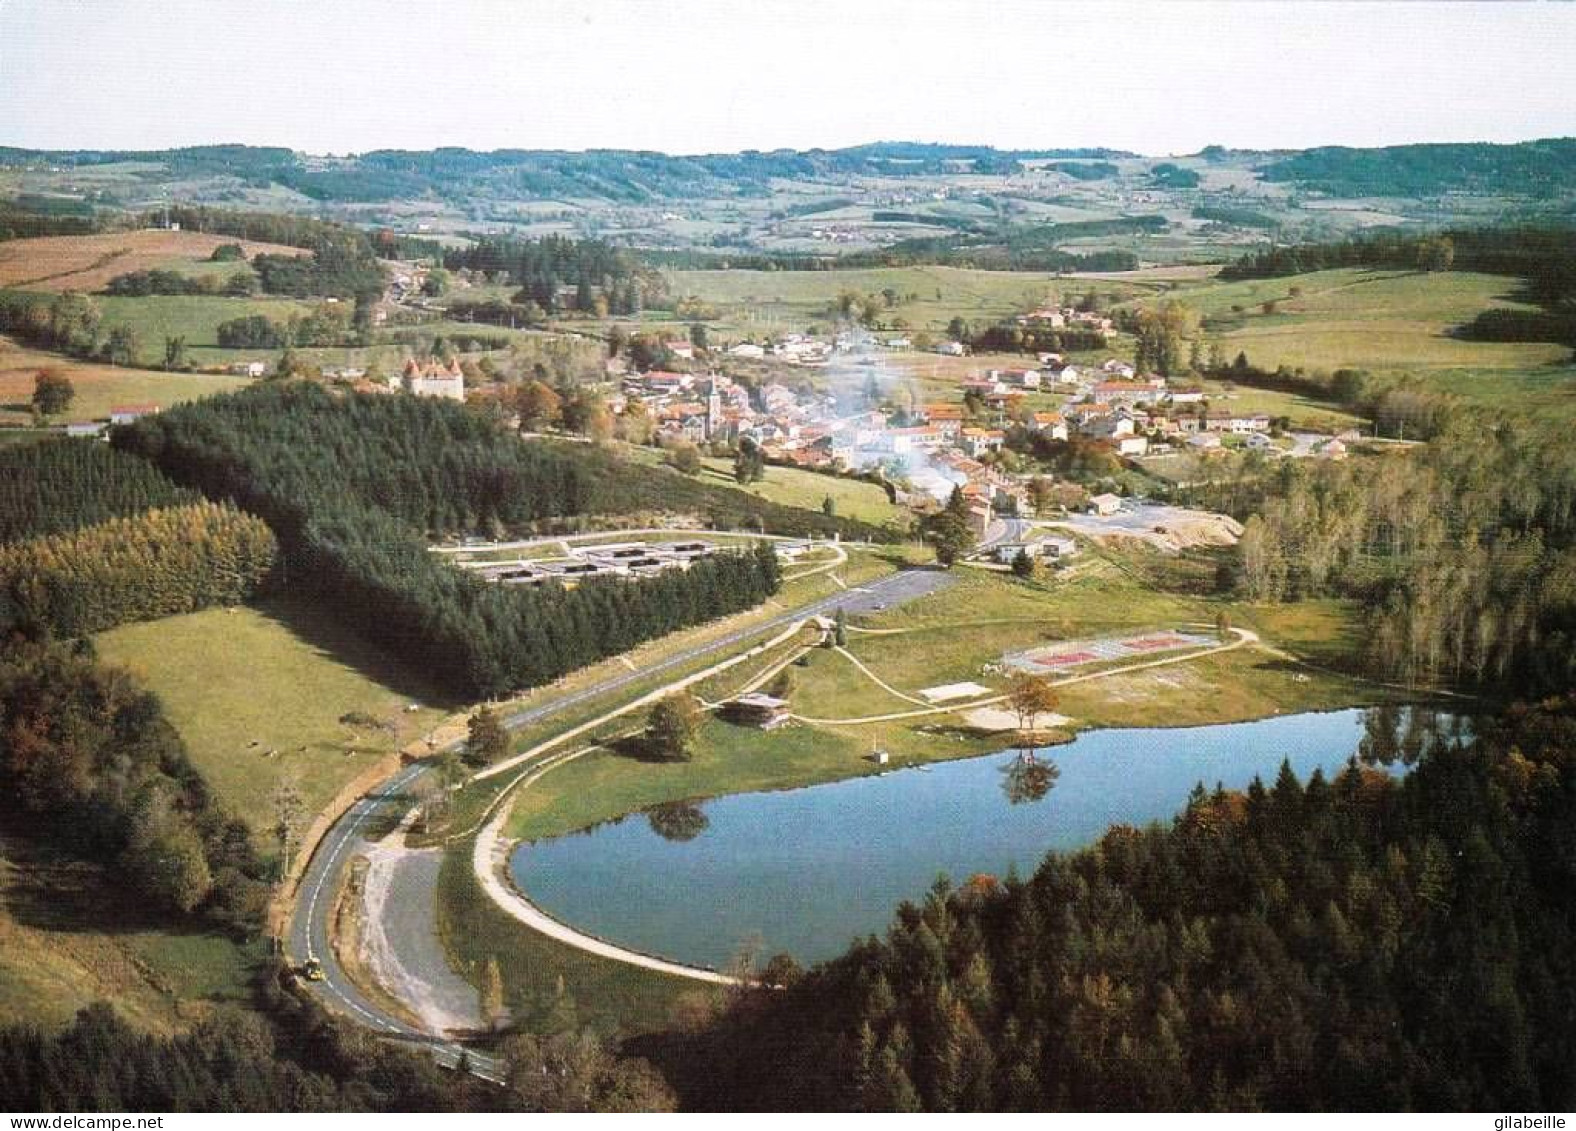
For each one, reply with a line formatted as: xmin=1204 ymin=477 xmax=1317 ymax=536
xmin=0 ymin=825 xmax=258 ymax=1033
xmin=0 ymin=229 xmax=306 ymax=292
xmin=667 ymin=265 xmax=1103 ymax=339
xmin=620 ymin=445 xmax=911 ymax=528
xmin=0 ymin=334 xmax=251 ymax=425
xmin=1146 ymin=268 xmax=1576 ymax=413
xmin=95 ymin=597 xmax=451 ymax=852
xmin=94 ymin=293 xmax=318 ymax=360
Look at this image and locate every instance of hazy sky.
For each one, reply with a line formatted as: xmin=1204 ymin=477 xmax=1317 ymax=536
xmin=2 ymin=0 xmax=1572 ymax=156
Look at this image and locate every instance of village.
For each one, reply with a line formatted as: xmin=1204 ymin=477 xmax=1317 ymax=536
xmin=589 ymin=300 xmax=1358 ymax=547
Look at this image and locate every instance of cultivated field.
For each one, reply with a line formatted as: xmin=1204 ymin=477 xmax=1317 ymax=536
xmin=94 ymin=597 xmax=451 ymax=851
xmin=0 ymin=334 xmax=250 ymax=425
xmin=0 ymin=229 xmax=307 ymax=292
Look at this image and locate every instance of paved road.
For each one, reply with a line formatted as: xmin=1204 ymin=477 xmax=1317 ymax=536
xmin=285 ymin=760 xmax=507 ymax=1083
xmin=286 ymin=562 xmax=954 ymax=1075
xmin=975 ymin=517 xmax=1033 ymax=558
xmin=496 ymin=564 xmax=954 ymax=734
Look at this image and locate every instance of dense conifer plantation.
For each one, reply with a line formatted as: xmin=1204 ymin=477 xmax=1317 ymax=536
xmin=113 ymin=384 xmax=826 ymax=698
xmin=0 ymin=438 xmax=197 ymax=542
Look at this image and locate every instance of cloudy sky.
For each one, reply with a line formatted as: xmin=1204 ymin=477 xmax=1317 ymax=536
xmin=2 ymin=0 xmax=1572 ymax=156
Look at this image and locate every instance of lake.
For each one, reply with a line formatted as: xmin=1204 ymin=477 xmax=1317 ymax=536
xmin=509 ymin=708 xmax=1400 ymax=970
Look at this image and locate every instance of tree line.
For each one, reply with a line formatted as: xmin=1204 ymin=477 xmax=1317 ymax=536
xmin=0 ymin=501 xmax=277 ymax=638
xmin=644 ymin=703 xmax=1576 ymax=1110
xmin=443 ymin=234 xmax=668 ymax=317
xmin=216 ymin=303 xmax=356 ymax=349
xmin=0 ymin=987 xmax=674 ymax=1112
xmin=1213 ymin=420 xmax=1576 ymax=694
xmin=104 ymin=267 xmax=257 ymax=298
xmin=0 ymin=438 xmax=196 ymax=542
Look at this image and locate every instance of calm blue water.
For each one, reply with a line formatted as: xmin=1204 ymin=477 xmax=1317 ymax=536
xmin=510 ymin=709 xmax=1388 ymax=969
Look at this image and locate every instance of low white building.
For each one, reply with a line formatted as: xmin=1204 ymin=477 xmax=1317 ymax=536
xmin=1089 ymin=492 xmax=1122 ymax=516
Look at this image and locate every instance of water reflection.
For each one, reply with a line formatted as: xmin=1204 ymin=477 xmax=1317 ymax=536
xmin=513 ymin=709 xmax=1436 ymax=969
xmin=646 ymin=801 xmax=709 ymax=842
xmin=1358 ymin=704 xmax=1463 ymax=766
xmin=1001 ymin=752 xmax=1060 ymax=804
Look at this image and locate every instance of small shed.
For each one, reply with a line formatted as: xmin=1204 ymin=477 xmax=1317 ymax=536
xmin=1089 ymin=493 xmax=1122 ymax=516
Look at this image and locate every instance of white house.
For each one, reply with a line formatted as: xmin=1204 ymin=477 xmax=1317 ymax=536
xmin=1089 ymin=493 xmax=1122 ymax=516
xmin=727 ymin=343 xmax=766 ymax=360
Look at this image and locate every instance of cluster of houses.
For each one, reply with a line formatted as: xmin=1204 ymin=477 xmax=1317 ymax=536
xmin=725 ymin=333 xmax=836 ymax=366
xmin=1014 ymin=303 xmax=1118 ymax=337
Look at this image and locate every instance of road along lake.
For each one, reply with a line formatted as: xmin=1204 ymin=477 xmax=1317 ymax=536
xmin=509 ymin=708 xmax=1444 ymax=970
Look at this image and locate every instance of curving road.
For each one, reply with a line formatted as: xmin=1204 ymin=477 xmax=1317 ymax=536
xmin=285 ymin=561 xmax=954 ymax=1075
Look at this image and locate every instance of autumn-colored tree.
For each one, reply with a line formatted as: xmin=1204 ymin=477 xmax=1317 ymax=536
xmin=1007 ymin=673 xmax=1058 ymax=735
xmin=31 ymin=368 xmax=74 ymax=417
xmin=514 ymin=380 xmax=562 ymax=431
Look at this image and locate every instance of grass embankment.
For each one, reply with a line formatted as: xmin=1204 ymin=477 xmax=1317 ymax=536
xmin=94 ymin=596 xmax=451 ymax=851
xmin=0 ymin=825 xmax=258 ymax=1033
xmin=621 ymin=448 xmax=911 ymax=529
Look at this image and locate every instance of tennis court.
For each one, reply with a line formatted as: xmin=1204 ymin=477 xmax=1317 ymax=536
xmin=1002 ymin=630 xmax=1214 ymax=674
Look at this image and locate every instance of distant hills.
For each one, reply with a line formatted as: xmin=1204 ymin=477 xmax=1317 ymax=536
xmin=1257 ymin=138 xmax=1576 ymax=198
xmin=0 ymin=141 xmax=1133 ymax=204
xmin=1 ymin=137 xmax=1569 ymax=204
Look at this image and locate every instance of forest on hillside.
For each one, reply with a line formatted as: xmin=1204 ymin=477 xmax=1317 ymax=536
xmin=1199 ymin=418 xmax=1576 ymax=696
xmin=112 ymin=384 xmax=887 ymax=698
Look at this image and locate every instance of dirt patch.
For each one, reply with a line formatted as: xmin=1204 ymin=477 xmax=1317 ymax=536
xmin=355 ymin=826 xmax=483 ymax=1036
xmin=961 ymin=706 xmax=1070 ymax=732
xmin=0 ymin=230 xmax=307 ymax=292
xmin=330 ymin=854 xmax=427 ymax=1032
